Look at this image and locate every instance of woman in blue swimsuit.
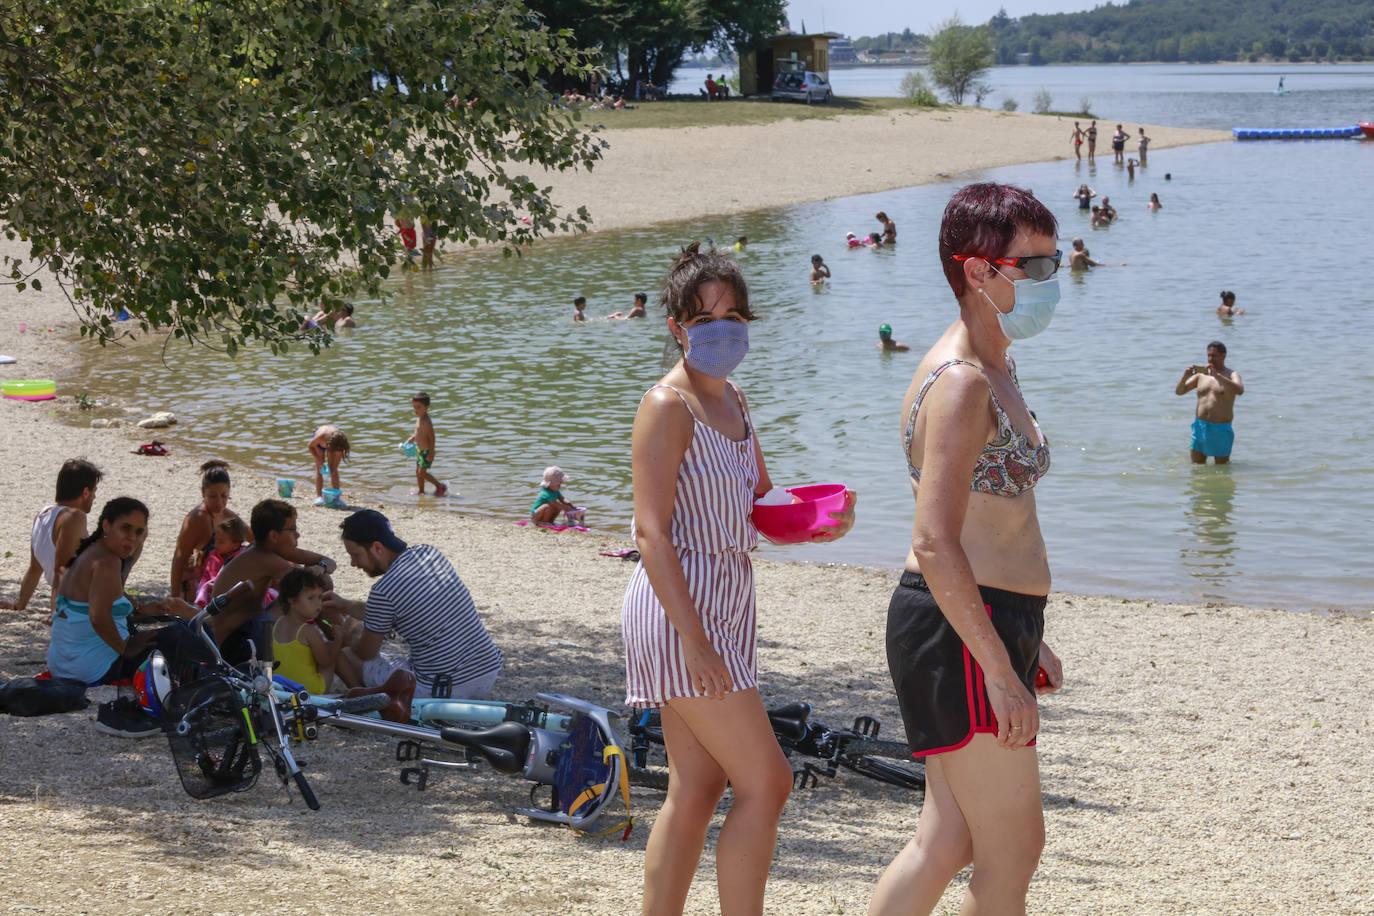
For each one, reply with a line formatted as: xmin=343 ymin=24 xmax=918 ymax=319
xmin=48 ymin=497 xmax=192 ymax=685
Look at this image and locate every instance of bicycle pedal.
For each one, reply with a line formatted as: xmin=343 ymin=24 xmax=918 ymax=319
xmin=396 ymin=739 xmax=424 ymax=762
xmin=400 ymin=766 xmax=430 ymax=790
xmin=793 ymin=765 xmax=821 ymax=790
xmin=852 ymin=715 xmax=881 ymax=738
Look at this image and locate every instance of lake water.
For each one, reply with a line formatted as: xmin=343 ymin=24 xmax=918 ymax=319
xmin=672 ymin=62 xmax=1374 ymax=130
xmin=65 ymin=67 xmax=1374 ymax=612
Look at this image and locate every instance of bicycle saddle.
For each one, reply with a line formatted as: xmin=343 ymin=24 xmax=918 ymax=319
xmin=766 ymin=702 xmax=812 ymax=743
xmin=438 ymin=721 xmax=530 ymax=775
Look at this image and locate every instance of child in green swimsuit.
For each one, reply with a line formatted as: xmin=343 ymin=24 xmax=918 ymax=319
xmin=405 ymin=392 xmax=447 ymax=496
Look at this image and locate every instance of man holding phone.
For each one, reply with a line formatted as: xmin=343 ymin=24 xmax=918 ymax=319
xmin=1175 ymin=341 xmax=1244 ymax=464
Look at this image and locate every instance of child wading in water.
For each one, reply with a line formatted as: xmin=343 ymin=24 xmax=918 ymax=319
xmin=406 ymin=392 xmax=448 ymax=496
xmin=271 ymin=567 xmax=355 ymax=694
xmin=308 ymin=425 xmax=350 ymax=503
xmin=194 ymin=516 xmax=250 ymax=607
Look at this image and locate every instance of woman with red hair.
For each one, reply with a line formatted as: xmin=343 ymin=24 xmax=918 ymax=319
xmin=870 ymin=183 xmax=1066 ymax=914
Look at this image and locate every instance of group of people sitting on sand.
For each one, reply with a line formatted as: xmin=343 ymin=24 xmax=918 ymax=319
xmin=3 ymin=458 xmax=504 ymax=736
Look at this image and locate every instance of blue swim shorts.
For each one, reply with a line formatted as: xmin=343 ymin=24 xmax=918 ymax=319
xmin=1190 ymin=417 xmax=1234 ymax=457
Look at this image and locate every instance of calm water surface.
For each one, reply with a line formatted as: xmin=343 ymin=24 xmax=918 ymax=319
xmin=673 ymin=62 xmax=1374 ymax=129
xmin=66 ymin=92 xmax=1374 ymax=612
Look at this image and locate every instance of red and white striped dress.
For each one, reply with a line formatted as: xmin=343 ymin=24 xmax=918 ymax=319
xmin=622 ymin=383 xmax=760 ymax=708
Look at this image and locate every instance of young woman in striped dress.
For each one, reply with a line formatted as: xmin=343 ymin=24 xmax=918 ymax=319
xmin=622 ymin=243 xmax=856 ymax=916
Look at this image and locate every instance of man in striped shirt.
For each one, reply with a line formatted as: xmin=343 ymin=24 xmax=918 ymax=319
xmin=324 ymin=510 xmax=503 ymax=699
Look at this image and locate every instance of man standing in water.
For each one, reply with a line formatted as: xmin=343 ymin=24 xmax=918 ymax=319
xmin=1176 ymin=341 xmax=1244 ymax=464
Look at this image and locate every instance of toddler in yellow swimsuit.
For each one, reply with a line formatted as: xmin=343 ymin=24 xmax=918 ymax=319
xmin=272 ymin=568 xmax=348 ymax=694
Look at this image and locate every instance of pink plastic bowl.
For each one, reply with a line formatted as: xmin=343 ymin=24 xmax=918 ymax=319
xmin=751 ymin=483 xmax=848 ymax=545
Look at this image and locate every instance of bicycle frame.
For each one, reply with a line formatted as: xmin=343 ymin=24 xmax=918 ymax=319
xmin=324 ymin=693 xmax=628 ymax=833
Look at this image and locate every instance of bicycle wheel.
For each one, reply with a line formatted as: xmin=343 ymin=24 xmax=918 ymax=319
xmin=837 ymin=755 xmax=926 ymax=792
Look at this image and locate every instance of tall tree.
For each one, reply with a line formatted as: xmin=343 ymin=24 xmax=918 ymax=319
xmin=0 ymin=0 xmax=604 ymax=353
xmin=530 ymin=0 xmax=785 ymax=88
xmin=927 ymin=15 xmax=994 ymax=105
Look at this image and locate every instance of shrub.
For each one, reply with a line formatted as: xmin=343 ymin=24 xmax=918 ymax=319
xmin=1032 ymin=87 xmax=1052 ymax=114
xmin=900 ymin=71 xmax=940 ymax=107
xmin=1001 ymin=97 xmax=1018 ymax=111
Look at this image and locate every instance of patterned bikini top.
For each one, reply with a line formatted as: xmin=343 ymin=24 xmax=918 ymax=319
xmin=904 ymin=358 xmax=1050 ymax=498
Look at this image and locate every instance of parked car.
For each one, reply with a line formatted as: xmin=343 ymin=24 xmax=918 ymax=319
xmin=771 ymin=70 xmax=831 ymax=104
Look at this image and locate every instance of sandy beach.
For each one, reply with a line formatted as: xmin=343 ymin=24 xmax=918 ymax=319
xmin=2 ymin=107 xmax=1370 ymax=915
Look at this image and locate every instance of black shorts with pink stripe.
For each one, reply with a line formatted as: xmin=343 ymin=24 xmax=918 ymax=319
xmin=886 ymin=571 xmax=1045 ymax=758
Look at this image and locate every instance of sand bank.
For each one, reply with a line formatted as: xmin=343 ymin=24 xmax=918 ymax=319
xmin=1 ymin=109 xmax=1368 ymax=914
xmin=543 ymin=107 xmax=1229 ymax=233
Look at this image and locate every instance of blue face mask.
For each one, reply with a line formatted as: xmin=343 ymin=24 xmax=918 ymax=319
xmin=983 ymin=265 xmax=1060 ymax=340
xmin=683 ymin=320 xmax=749 ymax=378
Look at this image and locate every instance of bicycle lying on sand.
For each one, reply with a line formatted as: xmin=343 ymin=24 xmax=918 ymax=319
xmin=150 ymin=587 xmax=388 ymax=810
xmin=628 ymin=701 xmax=925 ymax=793
xmin=144 ymin=583 xmax=635 ymax=832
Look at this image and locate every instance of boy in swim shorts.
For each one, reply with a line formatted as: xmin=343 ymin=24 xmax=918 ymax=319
xmin=405 ymin=392 xmax=447 ymax=496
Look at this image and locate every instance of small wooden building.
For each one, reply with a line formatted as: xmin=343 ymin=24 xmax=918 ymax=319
xmin=739 ymin=32 xmax=839 ymax=96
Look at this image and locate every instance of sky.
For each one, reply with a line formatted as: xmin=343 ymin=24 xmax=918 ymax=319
xmin=784 ymin=0 xmax=1102 ymax=38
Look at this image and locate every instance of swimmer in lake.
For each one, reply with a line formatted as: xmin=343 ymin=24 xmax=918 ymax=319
xmin=875 ymin=323 xmax=909 ymax=352
xmin=608 ymin=292 xmax=649 ymax=319
xmin=1068 ymin=237 xmax=1124 ymax=270
xmin=876 ymin=211 xmax=897 ymax=245
xmin=1148 ymin=193 xmax=1162 ymax=211
xmin=1073 ymin=184 xmax=1096 ymax=210
xmin=1216 ymin=291 xmax=1244 ymax=317
xmin=573 ymin=296 xmax=587 ymax=322
xmin=809 ymin=254 xmax=831 ymax=283
xmin=1090 ymin=205 xmax=1112 ymax=229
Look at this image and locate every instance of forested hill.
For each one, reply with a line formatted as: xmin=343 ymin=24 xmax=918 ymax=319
xmin=984 ymin=0 xmax=1374 ymax=63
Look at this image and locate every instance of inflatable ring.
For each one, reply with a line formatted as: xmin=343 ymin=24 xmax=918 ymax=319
xmin=2 ymin=379 xmax=56 ymax=401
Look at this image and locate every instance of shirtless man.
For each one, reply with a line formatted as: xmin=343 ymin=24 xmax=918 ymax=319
xmin=1176 ymin=341 xmax=1244 ymax=465
xmin=208 ymin=499 xmax=337 ymax=664
xmin=1071 ymin=122 xmax=1085 ymax=161
xmin=1068 ymin=238 xmax=1102 ymax=270
xmin=875 ymin=323 xmax=909 ymax=352
xmin=2 ymin=459 xmax=102 ymax=613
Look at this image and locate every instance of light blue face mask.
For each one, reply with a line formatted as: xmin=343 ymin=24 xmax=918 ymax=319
xmin=982 ymin=265 xmax=1060 ymax=340
xmin=683 ymin=320 xmax=749 ymax=378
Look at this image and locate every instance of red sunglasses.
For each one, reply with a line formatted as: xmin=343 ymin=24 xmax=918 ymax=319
xmin=952 ymin=251 xmax=1062 ymax=281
